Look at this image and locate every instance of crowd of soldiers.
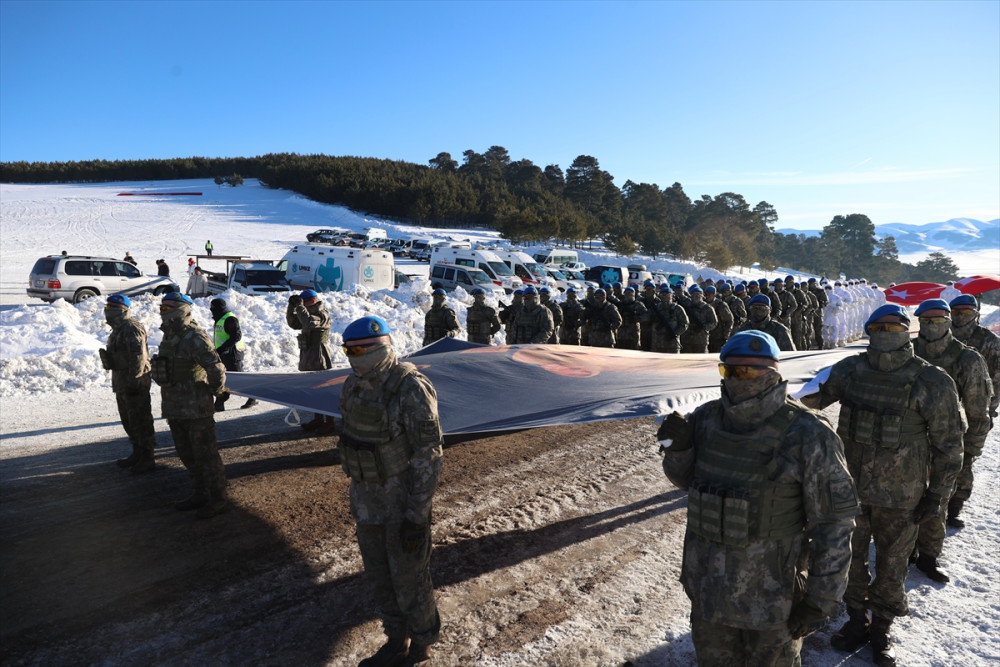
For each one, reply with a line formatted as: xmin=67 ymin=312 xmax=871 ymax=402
xmin=421 ymin=275 xmax=891 ymax=356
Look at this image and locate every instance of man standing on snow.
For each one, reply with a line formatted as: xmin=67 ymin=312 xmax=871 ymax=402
xmin=185 ymin=267 xmax=208 ymax=299
xmin=338 ymin=316 xmax=443 ymax=667
xmin=100 ymin=294 xmax=157 ymax=474
xmin=659 ymin=330 xmax=858 ymax=665
xmin=286 ymin=289 xmax=335 ymax=434
xmin=210 ymin=298 xmax=257 ymax=410
xmin=802 ymin=304 xmax=963 ymax=666
xmin=422 ymin=289 xmax=461 ymax=346
xmin=205 ymin=240 xmax=213 ymax=256
xmin=465 ymin=287 xmax=502 ymax=345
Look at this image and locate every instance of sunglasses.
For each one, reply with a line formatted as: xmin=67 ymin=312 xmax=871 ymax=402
xmin=918 ymin=316 xmax=950 ymax=325
xmin=342 ymin=344 xmax=376 ymax=358
xmin=867 ymin=322 xmax=909 ymax=334
xmin=718 ymin=364 xmax=775 ymax=380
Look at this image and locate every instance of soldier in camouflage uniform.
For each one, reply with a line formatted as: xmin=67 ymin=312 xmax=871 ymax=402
xmin=338 ymin=316 xmax=443 ymax=667
xmin=650 ymin=285 xmax=688 ymax=354
xmin=719 ymin=282 xmax=747 ymax=331
xmin=152 ymin=293 xmax=230 ymax=519
xmin=786 ymin=277 xmax=809 ymax=350
xmin=808 ymin=278 xmax=828 ymax=349
xmin=738 ymin=294 xmax=796 ymax=351
xmin=773 ymin=278 xmax=797 ymax=332
xmin=680 ymin=284 xmax=717 ymax=354
xmin=511 ymin=286 xmax=554 ymax=344
xmin=660 ymin=330 xmax=858 ymax=666
xmin=538 ymin=286 xmax=562 ymax=344
xmin=639 ymin=281 xmax=658 ymax=351
xmin=422 ymin=288 xmax=461 ymax=346
xmin=584 ymin=288 xmax=622 ymax=348
xmin=949 ymin=294 xmax=999 ymax=528
xmin=705 ymin=285 xmax=734 ymax=354
xmin=802 ymin=304 xmax=963 ymax=667
xmin=615 ymin=287 xmax=647 ymax=350
xmin=499 ymin=289 xmax=523 ymax=345
xmin=559 ymin=288 xmax=585 ymax=346
xmin=100 ymin=294 xmax=157 ymax=474
xmin=911 ymin=299 xmax=992 ymax=581
xmin=802 ymin=284 xmax=820 ymax=350
xmin=465 ymin=287 xmax=501 ymax=345
xmin=287 ymin=289 xmax=335 ymax=433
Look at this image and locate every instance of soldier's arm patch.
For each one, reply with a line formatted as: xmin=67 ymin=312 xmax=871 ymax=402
xmin=418 ymin=418 xmax=441 ymax=443
xmin=828 ymin=475 xmax=859 ymax=515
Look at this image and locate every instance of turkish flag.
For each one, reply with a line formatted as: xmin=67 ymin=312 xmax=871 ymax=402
xmin=955 ymin=275 xmax=1000 ymax=296
xmin=883 ymin=282 xmax=945 ymax=306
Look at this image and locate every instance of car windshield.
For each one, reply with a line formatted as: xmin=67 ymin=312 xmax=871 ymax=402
xmin=245 ymin=270 xmax=288 ymax=286
xmin=487 ymin=261 xmax=514 ymax=276
xmin=566 ymin=270 xmax=585 ymax=280
xmin=525 ymin=262 xmax=546 ymax=280
xmin=547 ymin=269 xmax=567 ymax=280
xmin=469 ymin=270 xmax=493 ymax=285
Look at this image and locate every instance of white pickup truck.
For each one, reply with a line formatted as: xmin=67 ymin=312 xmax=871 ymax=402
xmin=191 ymin=255 xmax=292 ymax=296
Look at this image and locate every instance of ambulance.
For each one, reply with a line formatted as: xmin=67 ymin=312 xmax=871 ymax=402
xmin=429 ymin=246 xmax=522 ymax=294
xmin=280 ymin=244 xmax=395 ymax=292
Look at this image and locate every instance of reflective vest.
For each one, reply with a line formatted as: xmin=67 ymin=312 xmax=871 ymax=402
xmin=213 ymin=312 xmax=245 ymax=351
xmin=338 ymin=362 xmax=417 ymax=483
xmin=687 ymin=400 xmax=805 ymax=547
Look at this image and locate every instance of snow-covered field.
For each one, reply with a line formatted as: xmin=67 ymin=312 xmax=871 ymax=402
xmin=1 ymin=179 xmax=998 ymax=665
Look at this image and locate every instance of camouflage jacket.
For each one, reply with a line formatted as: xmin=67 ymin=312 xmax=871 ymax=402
xmin=105 ymin=315 xmax=152 ymax=394
xmin=340 ymin=356 xmax=444 ymax=525
xmin=423 ymin=305 xmax=461 ymax=345
xmin=288 ymin=302 xmax=333 ymax=371
xmin=680 ymin=300 xmax=718 ymax=349
xmin=953 ymin=323 xmax=1000 ymax=416
xmin=156 ymin=312 xmax=227 ymax=420
xmin=802 ymin=348 xmax=963 ymax=508
xmin=737 ymin=318 xmax=797 ymax=351
xmin=560 ymin=299 xmax=585 ymax=332
xmin=512 ymin=303 xmax=555 ymax=344
xmin=466 ymin=303 xmax=502 ymax=342
xmin=722 ymin=293 xmax=747 ymax=329
xmin=663 ymin=381 xmax=857 ymax=628
xmin=707 ymin=298 xmax=733 ymax=342
xmin=651 ymin=301 xmax=689 ymax=350
xmin=915 ymin=334 xmax=993 ymax=456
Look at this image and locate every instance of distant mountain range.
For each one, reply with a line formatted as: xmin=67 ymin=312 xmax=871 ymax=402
xmin=777 ymin=218 xmax=999 ymax=254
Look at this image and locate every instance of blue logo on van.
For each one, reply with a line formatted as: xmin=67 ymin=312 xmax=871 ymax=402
xmin=364 ymin=266 xmax=374 ymax=280
xmin=316 ymin=257 xmax=344 ymax=291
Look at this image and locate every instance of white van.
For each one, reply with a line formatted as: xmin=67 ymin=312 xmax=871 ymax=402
xmin=494 ymin=250 xmax=556 ymax=289
xmin=281 ymin=244 xmax=395 ymax=292
xmin=430 ymin=246 xmax=523 ymax=293
xmin=531 ymin=248 xmax=579 ymax=268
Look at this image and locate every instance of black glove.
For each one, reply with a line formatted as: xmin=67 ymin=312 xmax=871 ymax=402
xmin=288 ymin=294 xmax=303 ymax=307
xmin=657 ymin=412 xmax=691 ymax=452
xmin=912 ymin=492 xmax=941 ymax=523
xmin=787 ymin=597 xmax=828 ymax=639
xmin=400 ymin=519 xmax=428 ymax=554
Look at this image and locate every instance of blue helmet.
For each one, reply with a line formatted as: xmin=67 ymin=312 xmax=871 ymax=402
xmin=644 ymin=280 xmax=655 ymax=289
xmin=950 ymin=294 xmax=978 ymax=309
xmin=720 ymin=330 xmax=780 ymax=363
xmin=748 ymin=294 xmax=770 ymax=308
xmin=865 ymin=304 xmax=910 ymax=329
xmin=343 ymin=315 xmax=392 ymax=343
xmin=161 ymin=292 xmax=193 ymax=306
xmin=602 ymin=283 xmax=612 ymax=290
xmin=514 ymin=289 xmax=524 ymax=296
xmin=522 ymin=286 xmax=538 ymax=296
xmin=471 ymin=287 xmax=486 ymax=296
xmin=688 ymin=284 xmax=703 ymax=294
xmin=659 ymin=284 xmax=672 ymax=293
xmin=432 ymin=288 xmax=446 ymax=296
xmin=300 ymin=289 xmax=318 ymax=300
xmin=624 ymin=286 xmax=635 ymax=293
xmin=733 ymin=283 xmax=746 ymax=294
xmin=594 ymin=288 xmax=606 ymax=296
xmin=538 ymin=286 xmax=551 ymax=294
xmin=566 ymin=287 xmax=577 ymax=295
xmin=915 ymin=299 xmax=950 ymax=316
xmin=106 ymin=294 xmax=130 ymax=308
xmin=612 ymin=282 xmax=622 ymax=289
xmin=704 ymin=285 xmax=717 ymax=294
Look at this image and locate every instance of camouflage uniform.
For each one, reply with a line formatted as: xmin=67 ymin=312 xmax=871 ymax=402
xmin=639 ymin=287 xmax=658 ymax=351
xmin=774 ymin=283 xmax=798 ymax=331
xmin=559 ymin=295 xmax=585 ymax=346
xmin=584 ymin=296 xmax=622 ymax=348
xmin=500 ymin=294 xmax=523 ymax=345
xmin=952 ymin=317 xmax=1000 ymax=419
xmin=154 ymin=308 xmax=228 ymax=505
xmin=706 ymin=294 xmax=734 ymax=354
xmin=287 ymin=299 xmax=333 ymax=371
xmin=802 ymin=347 xmax=963 ymax=621
xmin=737 ymin=317 xmax=797 ymax=352
xmin=721 ymin=290 xmax=747 ymax=330
xmin=914 ymin=331 xmax=992 ymax=557
xmin=651 ymin=294 xmax=689 ymax=354
xmin=102 ymin=311 xmax=156 ymax=468
xmin=802 ymin=288 xmax=820 ymax=350
xmin=663 ymin=381 xmax=858 ymax=666
xmin=680 ymin=296 xmax=718 ymax=354
xmin=465 ymin=300 xmax=501 ymax=345
xmin=615 ymin=292 xmax=647 ymax=350
xmin=338 ymin=348 xmax=443 ymax=647
xmin=422 ymin=304 xmax=461 ymax=346
xmin=788 ymin=284 xmax=809 ymax=350
xmin=809 ymin=282 xmax=828 ymax=349
xmin=511 ymin=299 xmax=554 ymax=344
xmin=539 ymin=292 xmax=563 ymax=344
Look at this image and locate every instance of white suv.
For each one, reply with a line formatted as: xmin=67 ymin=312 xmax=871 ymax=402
xmin=27 ymin=255 xmax=180 ymax=303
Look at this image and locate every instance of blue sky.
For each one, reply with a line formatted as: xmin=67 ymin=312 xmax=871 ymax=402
xmin=2 ymin=0 xmax=998 ymax=230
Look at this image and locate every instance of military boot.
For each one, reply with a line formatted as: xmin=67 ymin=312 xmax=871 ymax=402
xmin=401 ymin=642 xmax=431 ymax=667
xmin=358 ymin=635 xmax=409 ymax=667
xmin=870 ymin=615 xmax=896 ymax=666
xmin=240 ymin=398 xmax=259 ymax=409
xmin=175 ymin=489 xmax=209 ymax=511
xmin=915 ymin=553 xmax=950 ymax=583
xmin=946 ymin=498 xmax=966 ymax=528
xmin=130 ymin=455 xmax=156 ymax=475
xmin=196 ymin=488 xmax=230 ymax=520
xmin=830 ymin=607 xmax=870 ymax=652
xmin=116 ymin=446 xmax=140 ymax=468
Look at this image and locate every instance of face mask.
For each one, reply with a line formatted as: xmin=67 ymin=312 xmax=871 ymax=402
xmin=690 ymin=294 xmax=703 ymax=303
xmin=919 ymin=321 xmax=951 ymax=342
xmin=622 ymin=293 xmax=635 ymax=303
xmin=474 ymin=296 xmax=486 ymax=305
xmin=348 ymin=343 xmax=393 ymax=377
xmin=868 ymin=330 xmax=911 ymax=353
xmin=432 ymin=296 xmax=445 ymax=308
xmin=749 ymin=308 xmax=769 ymax=323
xmin=952 ymin=310 xmax=978 ymax=329
xmin=160 ymin=305 xmax=190 ymax=327
xmin=723 ymin=370 xmax=780 ymax=404
xmin=104 ymin=307 xmax=127 ymax=327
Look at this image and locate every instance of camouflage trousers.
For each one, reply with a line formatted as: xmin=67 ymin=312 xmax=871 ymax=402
xmin=356 ymin=522 xmax=441 ymax=646
xmin=950 ymin=456 xmax=976 ymax=503
xmin=616 ymin=332 xmax=640 ymax=350
xmin=115 ymin=390 xmax=156 ymax=457
xmin=845 ymin=504 xmax=918 ymax=619
xmin=640 ymin=323 xmax=653 ymax=351
xmin=690 ymin=614 xmax=802 ymax=667
xmin=588 ymin=330 xmax=615 ymax=348
xmin=468 ymin=334 xmax=493 ymax=345
xmin=651 ymin=332 xmax=681 ymax=354
xmin=167 ymin=416 xmax=226 ymax=495
xmin=918 ymin=456 xmax=977 ymax=557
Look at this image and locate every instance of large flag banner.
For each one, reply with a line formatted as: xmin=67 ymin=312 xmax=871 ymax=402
xmin=226 ymin=339 xmax=862 ymax=435
xmin=883 ymin=282 xmax=945 ymax=305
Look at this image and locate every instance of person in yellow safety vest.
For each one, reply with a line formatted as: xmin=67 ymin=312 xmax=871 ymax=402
xmin=209 ymin=298 xmax=257 ymax=410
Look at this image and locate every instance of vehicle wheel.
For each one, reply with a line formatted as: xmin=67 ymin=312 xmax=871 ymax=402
xmin=153 ymin=286 xmax=170 ymax=296
xmin=73 ymin=288 xmax=99 ymax=303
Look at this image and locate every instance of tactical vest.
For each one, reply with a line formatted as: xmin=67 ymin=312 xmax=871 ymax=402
xmin=919 ymin=338 xmax=965 ymax=378
xmin=839 ymin=354 xmax=929 ymax=449
xmin=466 ymin=304 xmax=488 ymax=336
xmin=425 ymin=307 xmax=454 ymax=340
xmin=687 ymin=400 xmax=805 ymax=547
xmin=153 ymin=324 xmax=209 ymax=385
xmin=338 ymin=362 xmax=417 ymax=483
xmin=299 ymin=327 xmax=330 ymax=350
xmin=213 ymin=312 xmax=246 ymax=351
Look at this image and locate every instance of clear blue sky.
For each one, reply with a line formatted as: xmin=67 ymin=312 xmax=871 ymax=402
xmin=2 ymin=0 xmax=998 ymax=230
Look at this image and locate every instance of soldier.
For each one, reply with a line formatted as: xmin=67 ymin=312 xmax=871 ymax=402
xmin=499 ymin=289 xmax=523 ymax=345
xmin=801 ymin=283 xmax=820 ymax=351
xmin=719 ymin=281 xmax=747 ymax=330
xmin=209 ymin=298 xmax=257 ymax=410
xmin=465 ymin=287 xmax=501 ymax=345
xmin=949 ymin=294 xmax=1000 ymax=529
xmin=737 ymin=294 xmax=796 ymax=351
xmin=538 ymin=286 xmax=562 ymax=344
xmin=338 ymin=316 xmax=443 ymax=667
xmin=559 ymin=288 xmax=585 ymax=346
xmin=659 ymin=330 xmax=858 ymax=666
xmin=911 ymin=299 xmax=992 ymax=581
xmin=580 ymin=285 xmax=597 ymax=346
xmin=786 ymin=277 xmax=809 ymax=350
xmin=615 ymin=287 xmax=647 ymax=350
xmin=151 ymin=293 xmax=230 ymax=519
xmin=808 ymin=277 xmax=828 ymax=349
xmin=584 ymin=288 xmax=622 ymax=348
xmin=680 ymin=284 xmax=718 ymax=354
xmin=773 ymin=278 xmax=797 ymax=331
xmin=286 ymin=289 xmax=335 ymax=433
xmin=422 ymin=288 xmax=461 ymax=346
xmin=609 ymin=281 xmax=625 ymax=305
xmin=99 ymin=294 xmax=157 ymax=474
xmin=705 ymin=285 xmax=733 ymax=353
xmin=802 ymin=304 xmax=963 ymax=667
xmin=650 ymin=285 xmax=689 ymax=354
xmin=639 ymin=281 xmax=658 ymax=351
xmin=511 ymin=286 xmax=554 ymax=344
